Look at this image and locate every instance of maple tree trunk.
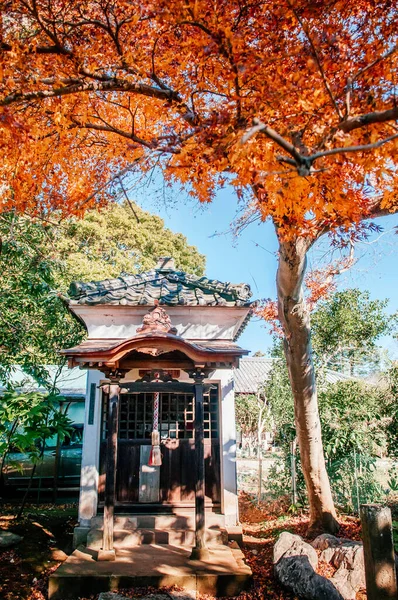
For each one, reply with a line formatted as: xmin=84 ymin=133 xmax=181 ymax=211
xmin=276 ymin=236 xmax=339 ymax=534
xmin=257 ymin=407 xmax=264 ymax=503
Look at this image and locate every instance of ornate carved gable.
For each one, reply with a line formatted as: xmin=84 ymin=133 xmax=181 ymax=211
xmin=137 ymin=305 xmax=177 ymax=335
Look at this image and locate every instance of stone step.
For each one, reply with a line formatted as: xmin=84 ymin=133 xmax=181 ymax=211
xmin=86 ymin=527 xmax=228 ymax=550
xmin=90 ymin=513 xmax=225 ymax=531
xmin=49 ymin=543 xmax=253 ymax=600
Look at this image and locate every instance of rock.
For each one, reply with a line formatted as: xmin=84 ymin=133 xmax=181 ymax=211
xmin=313 ymin=534 xmax=364 ymax=573
xmin=331 ymin=568 xmax=358 ymax=600
xmin=332 ymin=545 xmax=364 ymax=594
xmin=273 ymin=532 xmax=343 ymax=599
xmin=50 ymin=549 xmax=68 ymax=561
xmin=275 ymin=555 xmax=344 ymax=600
xmin=312 ymin=534 xmax=343 ymax=562
xmin=98 ymin=594 xmax=128 ymax=600
xmin=168 ymin=591 xmax=196 ymax=600
xmin=312 ymin=534 xmax=366 ymax=600
xmin=0 ymin=530 xmax=23 ymax=549
xmin=273 ymin=531 xmax=318 ymax=569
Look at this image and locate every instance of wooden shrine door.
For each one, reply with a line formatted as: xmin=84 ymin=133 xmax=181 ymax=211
xmin=99 ymin=386 xmax=221 ymax=507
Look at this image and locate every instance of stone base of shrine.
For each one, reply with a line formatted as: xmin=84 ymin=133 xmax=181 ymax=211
xmin=48 ymin=543 xmax=252 ymax=600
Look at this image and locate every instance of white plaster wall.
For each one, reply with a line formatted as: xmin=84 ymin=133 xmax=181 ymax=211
xmin=70 ymin=304 xmax=249 ymax=341
xmin=78 ymin=369 xmax=104 ymax=526
xmin=212 ymin=369 xmax=239 ymax=526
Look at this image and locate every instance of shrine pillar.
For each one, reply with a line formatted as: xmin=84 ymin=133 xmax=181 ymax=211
xmin=189 ymin=368 xmax=209 ymax=560
xmin=98 ymin=373 xmax=122 ymax=561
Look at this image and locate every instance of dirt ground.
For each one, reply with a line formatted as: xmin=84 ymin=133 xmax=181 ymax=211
xmin=238 ymin=492 xmax=366 ymax=600
xmin=0 ymin=503 xmax=77 ymax=600
xmin=0 ymin=495 xmax=366 ymax=600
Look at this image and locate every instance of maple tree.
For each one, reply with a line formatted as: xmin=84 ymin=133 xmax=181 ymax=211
xmin=1 ymin=0 xmax=397 ymax=533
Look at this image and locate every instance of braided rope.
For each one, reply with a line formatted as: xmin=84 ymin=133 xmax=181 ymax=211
xmin=153 ymin=391 xmax=160 ymax=432
xmin=149 ymin=391 xmax=162 ymax=466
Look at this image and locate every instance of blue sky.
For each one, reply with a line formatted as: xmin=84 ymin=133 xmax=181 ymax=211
xmin=136 ymin=183 xmax=398 ymax=358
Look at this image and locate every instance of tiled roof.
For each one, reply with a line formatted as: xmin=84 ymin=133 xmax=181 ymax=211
xmin=323 ymin=369 xmax=353 ymax=385
xmin=234 ymin=357 xmax=354 ymax=393
xmin=234 ymin=357 xmax=275 ymax=393
xmin=67 ymin=259 xmax=253 ymax=308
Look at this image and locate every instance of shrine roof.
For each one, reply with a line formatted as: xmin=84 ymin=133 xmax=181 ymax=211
xmin=66 ymin=257 xmax=253 ymax=308
xmin=61 ymin=331 xmax=249 ymax=370
xmin=62 ymin=336 xmax=247 ymax=356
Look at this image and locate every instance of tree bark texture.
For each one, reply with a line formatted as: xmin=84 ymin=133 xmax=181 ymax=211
xmin=276 ymin=236 xmax=339 ymax=534
xmin=257 ymin=400 xmax=265 ymax=504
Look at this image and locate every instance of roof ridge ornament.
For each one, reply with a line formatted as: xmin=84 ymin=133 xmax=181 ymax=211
xmin=136 ymin=303 xmax=178 ymax=335
xmin=155 ymin=256 xmax=175 ymax=272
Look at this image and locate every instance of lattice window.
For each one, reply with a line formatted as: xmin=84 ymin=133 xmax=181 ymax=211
xmin=205 ymin=386 xmax=220 ymax=439
xmin=102 ymin=386 xmax=219 ymax=441
xmin=120 ymin=392 xmax=154 ymax=440
xmin=159 ymin=392 xmax=194 ymax=439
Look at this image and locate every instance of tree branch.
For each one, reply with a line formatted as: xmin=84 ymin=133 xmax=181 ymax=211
xmin=71 ymin=119 xmax=156 ymax=149
xmin=351 ymin=45 xmax=398 ymax=82
xmin=1 ymin=42 xmax=72 ymax=55
xmin=118 ymin=176 xmax=140 ymax=223
xmin=1 ymin=79 xmax=180 ymax=106
xmin=309 ymin=132 xmax=398 ymax=161
xmin=243 ymin=118 xmax=398 ymax=175
xmin=318 ymin=344 xmax=358 ymax=370
xmin=338 ymin=106 xmax=398 ymax=133
xmin=287 ymin=0 xmax=343 ymax=120
xmin=242 ymin=118 xmax=303 ymax=163
xmin=367 ymin=197 xmax=398 ymax=219
xmin=178 ymin=20 xmax=216 ymax=39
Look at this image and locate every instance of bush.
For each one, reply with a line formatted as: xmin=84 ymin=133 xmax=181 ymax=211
xmin=327 ymin=453 xmax=386 ymax=513
xmin=319 ymin=380 xmax=386 ymax=459
xmin=263 ymin=365 xmax=392 ymax=514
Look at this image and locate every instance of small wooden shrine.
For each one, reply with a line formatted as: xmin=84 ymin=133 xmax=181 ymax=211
xmin=61 ymin=257 xmax=252 ymax=562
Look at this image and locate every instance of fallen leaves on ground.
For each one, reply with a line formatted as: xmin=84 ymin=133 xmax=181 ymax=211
xmin=0 ymin=495 xmax=366 ymax=599
xmin=238 ymin=492 xmax=364 ymax=600
xmin=0 ymin=502 xmax=77 ymax=600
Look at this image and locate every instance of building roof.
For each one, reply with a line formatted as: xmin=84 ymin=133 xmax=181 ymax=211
xmin=0 ymin=366 xmax=87 ymax=399
xmin=67 ymin=257 xmax=253 ymax=308
xmin=234 ymin=357 xmax=275 ymax=393
xmin=234 ymin=357 xmax=353 ymax=394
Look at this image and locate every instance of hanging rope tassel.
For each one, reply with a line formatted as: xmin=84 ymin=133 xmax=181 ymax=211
xmin=149 ymin=391 xmax=162 ymax=466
